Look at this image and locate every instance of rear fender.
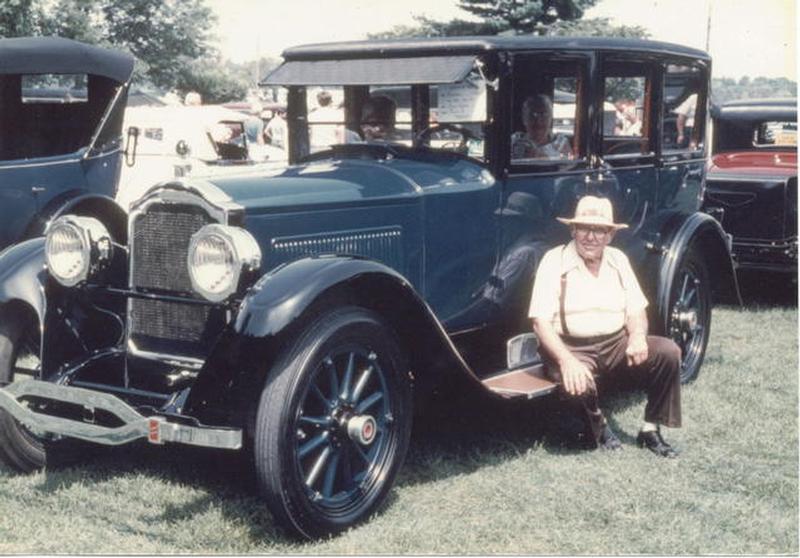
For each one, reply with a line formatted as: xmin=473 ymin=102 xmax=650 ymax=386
xmin=22 ymin=191 xmax=128 ymax=244
xmin=655 ymin=212 xmax=741 ymax=332
xmin=183 ymin=256 xmax=487 ymax=427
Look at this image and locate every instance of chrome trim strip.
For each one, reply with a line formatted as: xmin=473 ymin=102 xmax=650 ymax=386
xmin=126 ymin=340 xmax=204 ymax=370
xmin=0 ymin=380 xmax=241 ymax=450
xmin=0 ymin=155 xmax=83 ymax=169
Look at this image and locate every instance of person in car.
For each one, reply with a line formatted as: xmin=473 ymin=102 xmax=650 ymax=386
xmin=511 ymin=94 xmax=573 ymax=160
xmin=358 ymin=95 xmax=402 ymax=142
xmin=528 ymin=196 xmax=682 ymax=457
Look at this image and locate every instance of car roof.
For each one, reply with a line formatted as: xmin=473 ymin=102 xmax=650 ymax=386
xmin=713 ymin=98 xmax=797 ymax=122
xmin=281 ymin=35 xmax=710 ymax=61
xmin=0 ymin=36 xmax=135 ymax=83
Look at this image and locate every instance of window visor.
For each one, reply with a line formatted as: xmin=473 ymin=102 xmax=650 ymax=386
xmin=262 ymin=55 xmax=477 ymax=86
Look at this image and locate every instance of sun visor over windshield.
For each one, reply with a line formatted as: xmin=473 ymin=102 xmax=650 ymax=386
xmin=262 ymin=56 xmax=477 ymax=86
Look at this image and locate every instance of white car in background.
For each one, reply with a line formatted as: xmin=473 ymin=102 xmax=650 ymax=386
xmin=118 ymin=105 xmax=287 ymax=208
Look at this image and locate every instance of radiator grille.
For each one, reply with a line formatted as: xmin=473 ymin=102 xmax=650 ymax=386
xmin=131 ymin=204 xmax=214 ymax=292
xmin=129 ymin=201 xmax=219 ymax=357
xmin=271 ymin=228 xmax=403 ymax=269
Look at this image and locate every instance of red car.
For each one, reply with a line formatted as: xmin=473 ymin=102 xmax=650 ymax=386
xmin=703 ymin=98 xmax=797 ymax=275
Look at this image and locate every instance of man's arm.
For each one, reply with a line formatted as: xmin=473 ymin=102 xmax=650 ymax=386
xmin=533 ymin=317 xmax=595 ymax=396
xmin=625 ymin=308 xmax=649 ymax=366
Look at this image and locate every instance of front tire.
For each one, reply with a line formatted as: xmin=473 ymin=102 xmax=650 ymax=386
xmin=0 ymin=309 xmax=46 ymax=472
xmin=666 ymin=247 xmax=711 ymax=383
xmin=254 ymin=306 xmax=412 ymax=539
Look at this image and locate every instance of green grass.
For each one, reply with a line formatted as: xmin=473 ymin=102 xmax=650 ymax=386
xmin=0 ymin=304 xmax=797 ymax=554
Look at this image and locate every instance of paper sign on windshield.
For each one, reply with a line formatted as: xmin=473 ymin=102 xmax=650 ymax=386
xmin=437 ymin=81 xmax=487 ymax=123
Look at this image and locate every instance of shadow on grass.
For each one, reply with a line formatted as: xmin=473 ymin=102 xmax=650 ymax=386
xmin=15 ymin=379 xmax=651 ymax=545
xmin=737 ymin=270 xmax=797 ymax=308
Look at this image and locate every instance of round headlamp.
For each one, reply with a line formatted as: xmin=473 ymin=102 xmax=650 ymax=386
xmin=187 ymin=224 xmax=261 ymax=302
xmin=45 ymin=216 xmax=112 ymax=287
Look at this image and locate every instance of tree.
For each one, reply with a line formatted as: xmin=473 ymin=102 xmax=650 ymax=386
xmin=0 ymin=0 xmax=43 ymax=37
xmin=370 ymin=0 xmax=651 ymax=39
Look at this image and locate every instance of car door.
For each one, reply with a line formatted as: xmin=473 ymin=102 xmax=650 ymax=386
xmin=497 ymin=52 xmax=596 ymax=329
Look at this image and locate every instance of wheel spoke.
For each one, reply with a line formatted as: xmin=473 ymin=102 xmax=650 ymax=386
xmin=355 ymin=391 xmax=383 ymax=414
xmin=684 ymin=286 xmax=697 ymax=307
xmin=305 ymin=444 xmax=332 ymax=488
xmin=340 ymin=353 xmax=355 ymax=401
xmin=321 ymin=448 xmax=341 ymax=498
xmin=324 ymin=357 xmax=339 ymax=401
xmin=353 ymin=442 xmax=370 ymax=465
xmin=679 ymin=273 xmax=689 ymax=301
xmin=298 ymin=431 xmax=329 ymax=460
xmin=351 ymin=365 xmax=374 ymax=405
xmin=310 ymin=383 xmax=330 ymax=408
xmin=298 ymin=415 xmax=331 ymax=427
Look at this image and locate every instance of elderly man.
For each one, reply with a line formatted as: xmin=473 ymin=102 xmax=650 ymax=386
xmin=529 ymin=196 xmax=682 ymax=457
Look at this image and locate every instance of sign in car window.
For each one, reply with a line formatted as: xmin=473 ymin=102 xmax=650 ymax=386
xmin=437 ymin=79 xmax=486 ymax=123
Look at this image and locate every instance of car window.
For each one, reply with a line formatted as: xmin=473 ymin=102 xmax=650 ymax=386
xmin=662 ymin=63 xmax=705 ymax=153
xmin=510 ymin=58 xmax=586 ymax=166
xmin=305 ymin=86 xmax=347 ymax=153
xmin=754 ymin=121 xmax=797 ymax=147
xmin=601 ymin=63 xmax=653 ymax=157
xmin=21 ymin=74 xmax=88 ymax=104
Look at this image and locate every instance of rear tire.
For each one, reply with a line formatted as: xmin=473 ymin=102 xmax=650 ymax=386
xmin=254 ymin=306 xmax=412 ymax=539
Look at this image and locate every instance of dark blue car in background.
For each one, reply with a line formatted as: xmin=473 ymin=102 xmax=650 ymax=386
xmin=0 ymin=37 xmax=133 ymax=248
xmin=0 ymin=36 xmax=739 ymax=539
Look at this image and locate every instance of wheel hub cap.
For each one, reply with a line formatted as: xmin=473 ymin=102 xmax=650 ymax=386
xmin=346 ymin=415 xmax=377 ymax=446
xmin=677 ymin=309 xmax=698 ymax=331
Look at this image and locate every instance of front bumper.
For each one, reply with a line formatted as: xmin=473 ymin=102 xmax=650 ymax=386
xmin=0 ymin=380 xmax=242 ymax=450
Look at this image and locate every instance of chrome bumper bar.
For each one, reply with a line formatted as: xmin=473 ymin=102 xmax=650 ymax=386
xmin=0 ymin=380 xmax=241 ymax=450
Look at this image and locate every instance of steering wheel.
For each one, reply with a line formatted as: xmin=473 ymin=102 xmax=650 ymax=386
xmin=413 ymin=123 xmax=478 ymax=154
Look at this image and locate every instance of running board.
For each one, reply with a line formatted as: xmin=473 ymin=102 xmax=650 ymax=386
xmin=481 ymin=363 xmax=557 ymax=400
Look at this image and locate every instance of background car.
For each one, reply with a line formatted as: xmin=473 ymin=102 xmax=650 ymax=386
xmin=0 ymin=36 xmax=738 ymax=540
xmin=0 ymin=36 xmax=133 ymax=249
xmin=118 ymin=104 xmax=288 ymax=208
xmin=702 ymin=98 xmax=797 ymax=275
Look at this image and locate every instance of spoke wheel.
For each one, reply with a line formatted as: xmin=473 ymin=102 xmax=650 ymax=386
xmin=666 ymin=248 xmax=711 ymax=383
xmin=255 ymin=306 xmax=411 ymax=539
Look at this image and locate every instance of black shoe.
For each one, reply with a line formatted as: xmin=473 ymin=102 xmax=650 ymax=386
xmin=636 ymin=429 xmax=678 ymax=458
xmin=599 ymin=424 xmax=623 ymax=451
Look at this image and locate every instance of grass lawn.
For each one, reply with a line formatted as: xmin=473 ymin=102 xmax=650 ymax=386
xmin=0 ymin=301 xmax=797 ymax=554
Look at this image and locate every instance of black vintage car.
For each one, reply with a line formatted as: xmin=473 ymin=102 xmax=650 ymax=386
xmin=0 ymin=37 xmax=738 ymax=539
xmin=702 ymin=98 xmax=797 ymax=275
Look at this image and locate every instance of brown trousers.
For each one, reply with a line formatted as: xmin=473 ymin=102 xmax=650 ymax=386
xmin=545 ymin=330 xmax=682 ymax=446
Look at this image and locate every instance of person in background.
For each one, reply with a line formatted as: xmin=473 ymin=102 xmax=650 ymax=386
xmin=675 ymin=93 xmax=697 ymax=148
xmin=511 ymin=94 xmax=572 ymax=160
xmin=309 ymin=89 xmax=344 ymax=150
xmin=265 ymin=106 xmax=287 ymax=150
xmin=529 ymin=195 xmax=682 ymax=457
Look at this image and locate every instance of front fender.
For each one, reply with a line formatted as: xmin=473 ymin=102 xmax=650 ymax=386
xmin=184 ymin=256 xmax=489 ymax=427
xmin=0 ymin=238 xmax=47 ymax=326
xmin=655 ymin=212 xmax=741 ymax=331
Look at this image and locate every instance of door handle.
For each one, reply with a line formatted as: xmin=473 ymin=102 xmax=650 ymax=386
xmin=31 ymin=186 xmax=46 ymax=194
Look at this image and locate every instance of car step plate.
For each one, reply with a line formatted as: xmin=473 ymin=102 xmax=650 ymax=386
xmin=481 ymin=364 xmax=557 ymax=400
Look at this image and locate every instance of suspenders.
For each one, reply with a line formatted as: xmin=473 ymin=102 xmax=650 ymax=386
xmin=558 ymin=246 xmax=625 ymax=337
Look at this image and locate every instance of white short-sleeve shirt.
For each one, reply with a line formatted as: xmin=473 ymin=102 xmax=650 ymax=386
xmin=528 ymin=241 xmax=648 ymax=337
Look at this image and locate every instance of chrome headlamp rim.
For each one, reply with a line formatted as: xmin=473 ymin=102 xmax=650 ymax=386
xmin=45 ymin=215 xmax=112 ymax=287
xmin=187 ymin=224 xmax=261 ymax=303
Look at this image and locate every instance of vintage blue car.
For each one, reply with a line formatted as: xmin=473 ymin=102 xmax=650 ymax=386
xmin=0 ymin=37 xmax=738 ymax=539
xmin=0 ymin=37 xmax=134 ymax=249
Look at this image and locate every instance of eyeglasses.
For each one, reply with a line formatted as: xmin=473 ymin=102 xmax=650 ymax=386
xmin=574 ymin=225 xmax=613 ymax=238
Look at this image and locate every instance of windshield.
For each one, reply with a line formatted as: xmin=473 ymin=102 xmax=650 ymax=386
xmin=288 ymin=70 xmax=489 ymax=162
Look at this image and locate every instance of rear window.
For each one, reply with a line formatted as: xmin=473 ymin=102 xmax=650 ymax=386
xmin=754 ymin=121 xmax=797 ymax=147
xmin=21 ymin=74 xmax=88 ymax=104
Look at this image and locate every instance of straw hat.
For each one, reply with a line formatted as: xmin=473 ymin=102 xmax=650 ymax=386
xmin=556 ymin=196 xmax=628 ymax=230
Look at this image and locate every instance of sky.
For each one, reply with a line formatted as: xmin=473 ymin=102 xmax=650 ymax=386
xmin=206 ymin=0 xmax=797 ymax=81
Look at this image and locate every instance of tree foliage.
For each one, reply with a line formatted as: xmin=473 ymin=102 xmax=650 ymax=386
xmin=711 ymin=76 xmax=797 ymax=104
xmin=457 ymin=0 xmax=597 ymax=34
xmin=0 ymin=0 xmax=226 ymax=97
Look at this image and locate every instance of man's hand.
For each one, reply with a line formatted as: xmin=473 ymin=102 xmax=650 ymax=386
xmin=559 ymin=355 xmax=595 ymax=396
xmin=626 ymin=334 xmax=649 ymax=367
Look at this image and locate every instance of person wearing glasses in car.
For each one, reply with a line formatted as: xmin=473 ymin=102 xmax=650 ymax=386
xmin=528 ymin=196 xmax=682 ymax=457
xmin=511 ymin=94 xmax=573 ymax=160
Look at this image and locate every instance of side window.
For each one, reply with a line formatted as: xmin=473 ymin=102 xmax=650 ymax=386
xmin=601 ymin=63 xmax=653 ymax=157
xmin=662 ymin=63 xmax=706 ymax=153
xmin=511 ymin=58 xmax=587 ymax=166
xmin=306 ymin=86 xmax=347 ymax=153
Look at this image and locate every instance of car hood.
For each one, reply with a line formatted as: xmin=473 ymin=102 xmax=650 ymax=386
xmin=709 ymin=150 xmax=797 ymax=179
xmin=204 ymin=156 xmax=494 ymax=213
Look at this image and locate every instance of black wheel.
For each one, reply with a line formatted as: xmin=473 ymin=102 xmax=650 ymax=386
xmin=666 ymin=247 xmax=711 ymax=383
xmin=254 ymin=306 xmax=412 ymax=539
xmin=0 ymin=309 xmax=46 ymax=472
